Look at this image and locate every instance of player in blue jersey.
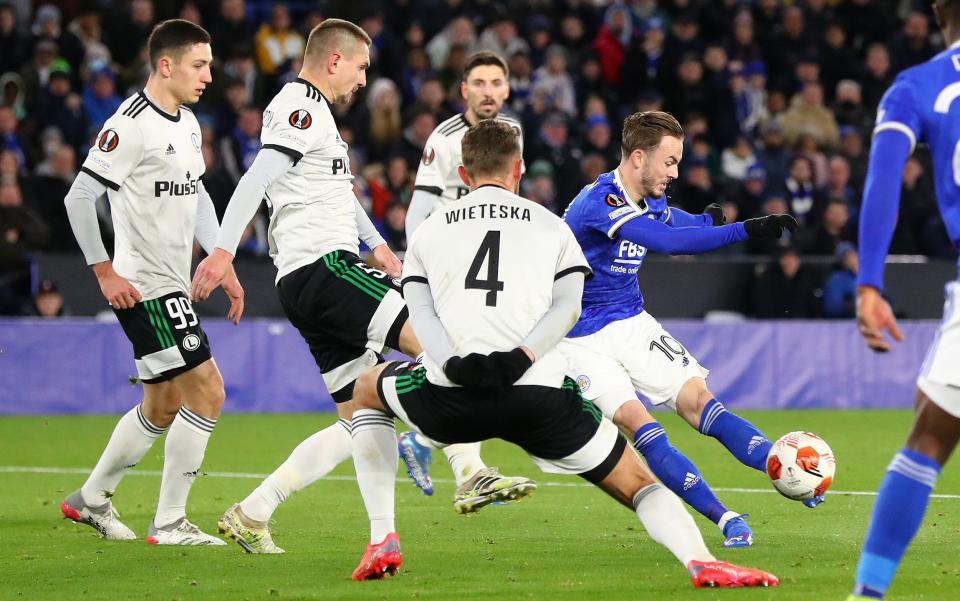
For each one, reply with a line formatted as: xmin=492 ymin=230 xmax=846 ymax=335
xmin=848 ymin=3 xmax=960 ymax=600
xmin=558 ymin=110 xmax=802 ymax=548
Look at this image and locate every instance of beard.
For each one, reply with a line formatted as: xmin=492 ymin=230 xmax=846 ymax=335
xmin=639 ymin=162 xmax=660 ymax=197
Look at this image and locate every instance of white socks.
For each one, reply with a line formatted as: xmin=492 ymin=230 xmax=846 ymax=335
xmin=240 ymin=419 xmax=353 ymax=523
xmin=442 ymin=442 xmax=487 ymax=487
xmin=154 ymin=407 xmax=216 ymax=528
xmin=80 ymin=404 xmax=166 ymax=507
xmin=350 ymin=409 xmax=397 ymax=544
xmin=632 ymin=483 xmax=714 ymax=567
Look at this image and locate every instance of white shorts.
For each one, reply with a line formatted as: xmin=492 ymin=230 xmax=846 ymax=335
xmin=918 ymin=281 xmax=960 ymax=417
xmin=558 ymin=312 xmax=709 ymax=418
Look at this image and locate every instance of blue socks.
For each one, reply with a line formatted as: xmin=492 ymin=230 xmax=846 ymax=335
xmin=853 ymin=449 xmax=941 ymax=598
xmin=633 ymin=422 xmax=729 ymax=524
xmin=698 ymin=399 xmax=770 ymax=472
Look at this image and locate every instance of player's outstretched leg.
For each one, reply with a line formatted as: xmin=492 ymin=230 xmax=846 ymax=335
xmin=221 ymin=418 xmax=354 ymax=552
xmin=61 ymin=402 xmax=167 ymax=539
xmin=600 ymin=441 xmax=778 ymax=588
xmin=849 ymin=390 xmax=959 ymax=600
xmin=397 ymin=432 xmax=434 ymax=495
xmin=633 ymin=420 xmax=752 ymax=547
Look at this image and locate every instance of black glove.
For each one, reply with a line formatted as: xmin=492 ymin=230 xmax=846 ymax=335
xmin=703 ymin=203 xmax=725 ymax=226
xmin=743 ymin=214 xmax=799 ymax=239
xmin=443 ymin=348 xmax=533 ymax=390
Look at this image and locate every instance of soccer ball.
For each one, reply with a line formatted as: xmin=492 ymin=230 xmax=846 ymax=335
xmin=766 ymin=431 xmax=836 ymax=501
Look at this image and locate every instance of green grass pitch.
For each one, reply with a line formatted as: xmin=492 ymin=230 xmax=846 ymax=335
xmin=2 ymin=410 xmax=958 ymax=600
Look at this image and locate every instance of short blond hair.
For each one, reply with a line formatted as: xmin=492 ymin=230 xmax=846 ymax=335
xmin=304 ymin=18 xmax=372 ymax=64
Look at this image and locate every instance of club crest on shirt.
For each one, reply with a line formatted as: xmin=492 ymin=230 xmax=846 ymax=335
xmin=289 ymin=109 xmax=312 ymax=129
xmin=191 ymin=132 xmax=201 ymax=152
xmin=605 ymin=193 xmax=626 ymax=207
xmin=422 ymin=146 xmax=436 ymax=165
xmin=97 ymin=129 xmax=119 ymax=152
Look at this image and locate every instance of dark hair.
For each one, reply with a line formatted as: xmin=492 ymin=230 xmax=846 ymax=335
xmin=462 ymin=51 xmax=509 ymax=81
xmin=461 ymin=119 xmax=520 ymax=178
xmin=621 ymin=110 xmax=684 ymax=157
xmin=305 ymin=18 xmax=372 ymax=62
xmin=147 ymin=19 xmax=211 ymax=70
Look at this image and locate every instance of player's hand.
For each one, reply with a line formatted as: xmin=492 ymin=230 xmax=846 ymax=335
xmin=221 ymin=265 xmax=245 ymax=325
xmin=856 ymin=285 xmax=904 ymax=353
xmin=93 ymin=262 xmax=141 ymax=309
xmin=743 ymin=214 xmax=799 ymax=238
xmin=191 ymin=248 xmax=234 ymax=302
xmin=703 ymin=203 xmax=725 ymax=226
xmin=371 ymin=244 xmax=402 ymax=278
xmin=444 ymin=348 xmax=533 ymax=390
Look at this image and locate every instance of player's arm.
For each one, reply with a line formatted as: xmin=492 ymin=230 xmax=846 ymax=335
xmin=193 ymin=181 xmax=245 ymax=323
xmin=191 ymin=148 xmax=293 ymax=301
xmin=519 ymin=270 xmax=587 ymax=360
xmin=406 ymin=131 xmax=450 ymax=237
xmin=665 ymin=204 xmax=724 ymax=227
xmin=353 ymin=197 xmax=401 ymax=278
xmin=402 ymin=278 xmax=458 ymax=366
xmin=616 ymin=212 xmax=796 ymax=255
xmin=63 ymin=171 xmax=141 ymax=309
xmin=856 ymin=130 xmax=912 ymax=352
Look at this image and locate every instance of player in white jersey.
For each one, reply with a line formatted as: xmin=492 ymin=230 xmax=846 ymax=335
xmin=59 ymin=20 xmax=242 ymax=546
xmin=346 ymin=119 xmax=779 ymax=587
xmin=398 ymin=51 xmax=533 ymax=507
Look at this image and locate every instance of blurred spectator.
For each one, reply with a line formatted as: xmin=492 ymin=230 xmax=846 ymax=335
xmin=360 ymin=12 xmax=403 ymax=82
xmin=0 ymin=182 xmax=49 ymax=314
xmin=211 ymin=78 xmax=248 ymax=139
xmin=701 ymin=0 xmax=741 ymax=44
xmin=104 ymin=1 xmax=154 ymax=68
xmin=0 ymin=149 xmax=21 ymax=185
xmin=69 ymin=9 xmax=112 ymax=74
xmin=661 ymin=12 xmax=703 ymax=85
xmin=426 ymin=16 xmax=476 ymax=71
xmin=677 ymin=157 xmax=714 ymax=214
xmin=765 ymin=6 xmax=816 ymax=91
xmin=365 ymin=78 xmax=403 ymax=164
xmin=393 ymin=105 xmax=436 ymax=172
xmin=663 ymin=53 xmax=709 ymax=125
xmin=831 ymin=79 xmax=872 ymax=134
xmin=819 ymin=21 xmax=859 ymax=99
xmin=82 ymin=67 xmax=122 ymax=131
xmin=836 ymin=0 xmax=891 ymax=53
xmin=415 ymin=76 xmax=452 ymax=121
xmin=889 ymin=11 xmax=936 ymax=75
xmin=701 ymin=44 xmax=739 ymax=149
xmin=0 ymin=106 xmax=26 ymax=169
xmin=593 ymin=4 xmax=633 ymax=88
xmin=621 ymin=16 xmax=668 ymax=101
xmin=579 ymin=153 xmax=607 ymax=190
xmin=19 ymin=38 xmax=59 ymax=105
xmin=478 ymin=11 xmax=528 ymax=60
xmin=399 ymin=47 xmax=432 ymax=105
xmin=860 ymin=42 xmax=893 ymax=113
xmin=721 ymin=135 xmax=756 ymax=182
xmin=385 ymin=155 xmax=412 ymax=205
xmin=727 ymin=163 xmax=767 ymax=219
xmin=531 ymin=45 xmax=576 ymax=118
xmin=838 ymin=126 xmax=867 ymax=192
xmin=574 ymin=54 xmax=618 ymax=115
xmin=507 ymin=50 xmax=533 ymax=114
xmin=27 ymin=63 xmax=89 ymax=155
xmin=728 ymin=10 xmax=762 ymax=64
xmin=209 ymin=0 xmax=255 ymax=63
xmin=221 ymin=45 xmax=263 ymax=110
xmin=784 ymin=155 xmax=824 ymax=226
xmin=795 ymin=199 xmax=850 ymax=256
xmin=380 ymin=202 xmax=407 ymax=252
xmin=822 ymin=243 xmax=858 ymax=319
xmin=1 ymin=71 xmax=27 ymax=121
xmin=525 ymin=15 xmax=552 ymax=69
xmin=222 ymin=105 xmax=261 ymax=181
xmin=26 ymin=278 xmax=68 ymax=318
xmin=751 ymin=246 xmax=821 ymax=318
xmin=781 ymin=83 xmax=840 ymax=151
xmin=826 ymin=155 xmax=857 ymax=215
xmin=526 ymin=111 xmax=581 ymax=208
xmin=0 ymin=2 xmax=27 ymax=76
xmin=522 ymin=159 xmax=558 ymax=213
xmin=888 ymin=157 xmax=935 ymax=255
xmin=557 ymin=14 xmax=591 ymax=71
xmin=31 ymin=5 xmax=84 ymax=79
xmin=582 ymin=114 xmax=618 ymax=169
xmin=29 ymin=143 xmax=77 ymax=250
xmin=254 ymin=4 xmax=304 ymax=76
xmin=746 ymin=195 xmax=793 ymax=255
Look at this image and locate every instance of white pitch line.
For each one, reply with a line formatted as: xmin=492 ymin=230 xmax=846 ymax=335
xmin=3 ymin=465 xmax=960 ymax=500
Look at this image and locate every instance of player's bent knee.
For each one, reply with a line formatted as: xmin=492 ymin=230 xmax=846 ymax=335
xmin=353 ymin=363 xmax=389 ymax=411
xmin=612 ymin=399 xmax=656 ymax=432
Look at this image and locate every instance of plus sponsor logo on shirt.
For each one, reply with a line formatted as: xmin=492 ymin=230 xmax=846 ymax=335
xmin=155 ymin=170 xmax=199 ymax=197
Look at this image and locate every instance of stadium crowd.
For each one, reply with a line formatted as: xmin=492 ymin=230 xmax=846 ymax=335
xmin=0 ymin=0 xmax=955 ymax=318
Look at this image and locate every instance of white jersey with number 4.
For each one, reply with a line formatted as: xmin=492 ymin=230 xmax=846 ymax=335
xmin=80 ymin=91 xmax=205 ymax=300
xmin=414 ymin=113 xmax=523 ymax=210
xmin=403 ymin=184 xmax=591 ymax=388
xmin=260 ymin=77 xmax=359 ymax=281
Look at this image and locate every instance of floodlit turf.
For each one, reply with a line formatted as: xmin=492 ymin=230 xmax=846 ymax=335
xmin=2 ymin=410 xmax=958 ymax=600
